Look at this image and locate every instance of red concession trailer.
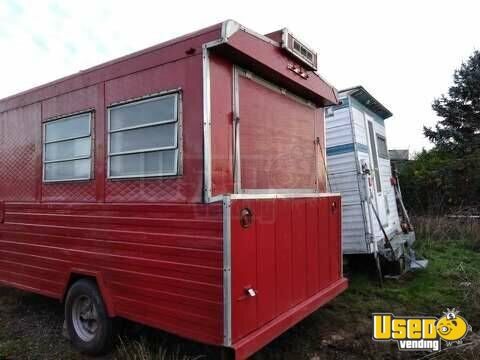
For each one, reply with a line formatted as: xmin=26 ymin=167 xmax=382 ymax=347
xmin=0 ymin=20 xmax=347 ymax=359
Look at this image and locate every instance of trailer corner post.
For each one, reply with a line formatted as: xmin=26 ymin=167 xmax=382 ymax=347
xmin=223 ymin=195 xmax=232 ymax=346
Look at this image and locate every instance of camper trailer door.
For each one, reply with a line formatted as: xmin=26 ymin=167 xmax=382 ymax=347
xmin=365 ymin=116 xmax=388 ymax=228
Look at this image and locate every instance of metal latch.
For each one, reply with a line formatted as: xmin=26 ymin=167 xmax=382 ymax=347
xmin=237 ymin=286 xmax=257 ymax=301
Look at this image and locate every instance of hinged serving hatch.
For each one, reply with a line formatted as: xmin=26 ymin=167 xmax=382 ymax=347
xmin=281 ymin=28 xmax=318 ymax=71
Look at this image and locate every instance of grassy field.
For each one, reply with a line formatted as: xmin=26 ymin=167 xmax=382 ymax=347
xmin=0 ymin=220 xmax=479 ymax=359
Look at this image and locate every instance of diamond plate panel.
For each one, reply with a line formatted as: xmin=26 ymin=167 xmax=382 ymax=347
xmin=106 ymin=180 xmax=188 ymax=203
xmin=42 ymin=182 xmax=96 ymax=202
xmin=0 ymin=105 xmax=40 ymax=201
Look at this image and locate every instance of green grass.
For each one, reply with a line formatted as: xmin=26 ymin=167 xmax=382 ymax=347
xmin=341 ymin=239 xmax=480 ymax=319
xmin=252 ymin=237 xmax=480 ymax=359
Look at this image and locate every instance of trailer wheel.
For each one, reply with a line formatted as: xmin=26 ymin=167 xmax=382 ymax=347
xmin=65 ymin=279 xmax=113 ymax=355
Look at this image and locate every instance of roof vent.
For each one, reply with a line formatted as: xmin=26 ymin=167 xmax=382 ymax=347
xmin=281 ymin=29 xmax=318 ymax=71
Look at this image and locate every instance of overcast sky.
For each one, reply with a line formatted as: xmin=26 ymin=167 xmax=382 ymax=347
xmin=0 ymin=0 xmax=478 ymax=152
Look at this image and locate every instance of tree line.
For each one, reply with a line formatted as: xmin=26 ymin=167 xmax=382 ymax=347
xmin=399 ymin=51 xmax=480 ymax=215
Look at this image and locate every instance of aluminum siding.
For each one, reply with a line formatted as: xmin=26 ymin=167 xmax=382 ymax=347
xmin=326 ymin=98 xmax=368 ymax=254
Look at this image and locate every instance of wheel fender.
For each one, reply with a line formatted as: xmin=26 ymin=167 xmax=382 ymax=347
xmin=62 ymin=269 xmax=116 ymax=317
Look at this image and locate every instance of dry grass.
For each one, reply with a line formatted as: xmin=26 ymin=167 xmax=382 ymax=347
xmin=419 ymin=333 xmax=480 ymax=360
xmin=115 ymin=337 xmax=204 ymax=360
xmin=413 ymin=216 xmax=480 ymax=251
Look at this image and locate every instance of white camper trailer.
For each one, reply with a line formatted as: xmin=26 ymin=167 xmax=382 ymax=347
xmin=325 ymin=86 xmax=422 ymax=275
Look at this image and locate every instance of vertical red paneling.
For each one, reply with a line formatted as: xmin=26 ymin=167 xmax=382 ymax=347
xmin=329 ymin=196 xmax=341 ymax=281
xmin=210 ymin=54 xmax=233 ymax=196
xmin=275 ymin=199 xmax=293 ymax=313
xmin=314 ymin=109 xmax=327 ymax=192
xmin=231 ymin=196 xmax=344 ymax=346
xmin=231 ymin=200 xmax=258 ymax=342
xmin=291 ymin=200 xmax=307 ymax=305
xmin=96 ymin=82 xmax=106 ymax=202
xmin=318 ymin=198 xmax=330 ymax=290
xmin=305 ymin=199 xmax=320 ymax=297
xmin=256 ymin=199 xmax=276 ymax=327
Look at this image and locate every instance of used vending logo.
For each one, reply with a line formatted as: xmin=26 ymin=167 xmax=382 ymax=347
xmin=372 ymin=308 xmax=471 ymax=352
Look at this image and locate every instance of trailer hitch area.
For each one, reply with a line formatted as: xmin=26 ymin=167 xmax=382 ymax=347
xmin=237 ymin=286 xmax=257 ymax=301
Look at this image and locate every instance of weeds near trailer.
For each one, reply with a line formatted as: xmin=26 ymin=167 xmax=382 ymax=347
xmin=116 ymin=337 xmax=204 ymax=360
xmin=0 ymin=287 xmax=79 ymax=360
xmin=414 ymin=215 xmax=480 ymax=251
xmin=420 ymin=333 xmax=480 ymax=359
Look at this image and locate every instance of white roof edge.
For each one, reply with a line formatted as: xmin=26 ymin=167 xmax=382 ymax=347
xmin=221 ymin=20 xmax=280 ymax=47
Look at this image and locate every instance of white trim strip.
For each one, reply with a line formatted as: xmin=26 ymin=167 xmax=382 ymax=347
xmin=202 ymin=44 xmax=213 ymax=202
xmin=228 ymin=192 xmax=341 ymax=200
xmin=202 ymin=38 xmax=227 ymax=203
xmin=222 ymin=196 xmax=232 ymax=346
xmin=240 ymin=188 xmax=317 ymax=195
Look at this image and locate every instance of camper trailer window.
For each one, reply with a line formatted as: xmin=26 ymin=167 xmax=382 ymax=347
xmin=43 ymin=112 xmax=92 ymax=182
xmin=367 ymin=121 xmax=382 ymax=192
xmin=376 ymin=134 xmax=389 ymax=159
xmin=108 ymin=93 xmax=179 ymax=179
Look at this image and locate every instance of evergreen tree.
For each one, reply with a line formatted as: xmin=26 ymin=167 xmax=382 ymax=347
xmin=424 ymin=50 xmax=480 ymax=154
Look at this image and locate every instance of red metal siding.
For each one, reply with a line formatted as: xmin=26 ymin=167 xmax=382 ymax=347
xmin=0 ymin=24 xmax=220 ymax=205
xmin=329 ymin=196 xmax=342 ymax=281
xmin=291 ymin=200 xmax=307 ymax=304
xmin=315 ymin=110 xmax=328 ymax=193
xmin=226 ymin=30 xmax=337 ymax=106
xmin=230 ymin=196 xmax=343 ymax=344
xmin=0 ymin=104 xmax=41 ymax=202
xmin=104 ymin=58 xmax=204 ymax=203
xmin=41 ymin=85 xmax=100 ymax=202
xmin=231 ymin=199 xmax=258 ymax=340
xmin=0 ymin=20 xmax=343 ymax=358
xmin=0 ymin=202 xmax=224 ymax=344
xmin=275 ymin=200 xmax=294 ymax=312
xmin=210 ymin=54 xmax=234 ymax=197
xmin=255 ymin=199 xmax=277 ymax=327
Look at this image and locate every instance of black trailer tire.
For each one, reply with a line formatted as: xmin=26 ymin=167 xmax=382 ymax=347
xmin=65 ymin=279 xmax=114 ymax=355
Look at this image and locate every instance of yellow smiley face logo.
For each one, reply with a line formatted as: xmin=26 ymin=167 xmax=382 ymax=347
xmin=436 ymin=315 xmax=469 ymax=342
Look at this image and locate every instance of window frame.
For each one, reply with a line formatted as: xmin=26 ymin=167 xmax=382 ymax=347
xmin=107 ymin=91 xmax=182 ymax=180
xmin=42 ymin=111 xmax=94 ymax=183
xmin=367 ymin=120 xmax=382 ymax=193
xmin=376 ymin=133 xmax=389 ymax=159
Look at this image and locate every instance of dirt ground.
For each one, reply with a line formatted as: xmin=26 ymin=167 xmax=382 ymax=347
xmin=0 ymin=284 xmax=398 ymax=360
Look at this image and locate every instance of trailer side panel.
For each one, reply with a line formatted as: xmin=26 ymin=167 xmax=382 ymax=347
xmin=0 ymin=202 xmax=224 ymax=344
